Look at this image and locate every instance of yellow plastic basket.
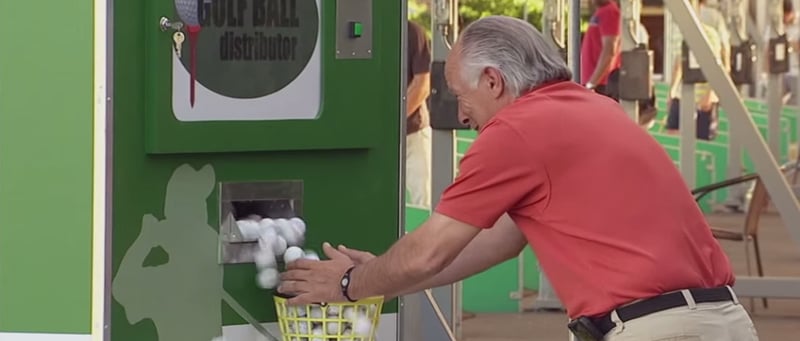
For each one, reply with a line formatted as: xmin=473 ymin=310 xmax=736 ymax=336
xmin=274 ymin=294 xmax=384 ymax=341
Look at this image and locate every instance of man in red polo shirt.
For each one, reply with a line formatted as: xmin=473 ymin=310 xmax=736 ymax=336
xmin=278 ymin=16 xmax=758 ymax=340
xmin=581 ymin=0 xmax=621 ymax=97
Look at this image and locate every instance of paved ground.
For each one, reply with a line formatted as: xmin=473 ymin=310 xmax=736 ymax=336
xmin=460 ymin=212 xmax=800 ymax=340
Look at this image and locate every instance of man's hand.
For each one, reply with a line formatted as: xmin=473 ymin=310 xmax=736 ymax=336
xmin=278 ymin=242 xmax=354 ymax=305
xmin=407 ymin=73 xmax=431 ymax=117
xmin=699 ymin=91 xmax=716 ymax=112
xmin=336 ymin=245 xmax=376 ymax=265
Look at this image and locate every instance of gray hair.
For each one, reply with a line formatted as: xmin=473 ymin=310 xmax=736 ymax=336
xmin=458 ymin=16 xmax=572 ymax=97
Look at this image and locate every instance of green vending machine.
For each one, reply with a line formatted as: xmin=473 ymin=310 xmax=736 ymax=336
xmin=108 ymin=0 xmax=403 ymax=340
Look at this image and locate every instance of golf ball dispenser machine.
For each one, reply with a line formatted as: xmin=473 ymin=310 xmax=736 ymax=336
xmin=109 ymin=0 xmax=402 ymax=340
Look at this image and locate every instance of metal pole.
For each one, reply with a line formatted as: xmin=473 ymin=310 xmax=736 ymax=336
xmin=756 ymin=0 xmax=768 ymax=98
xmin=569 ymin=0 xmax=581 ymax=78
xmin=524 ymin=0 xmax=530 ymax=22
xmin=544 ymin=0 xmax=567 ymax=57
xmin=676 ymin=0 xmax=697 ymax=188
xmin=402 ymin=0 xmax=460 ymax=340
xmin=447 ymin=2 xmax=462 ymax=338
xmin=767 ymin=0 xmax=785 ymax=157
xmin=532 ymin=0 xmax=567 ymax=313
xmin=727 ymin=0 xmax=746 ymax=184
xmin=620 ymin=0 xmax=642 ymax=121
xmin=680 ymin=85 xmax=698 ymax=188
xmin=665 ymin=9 xmax=674 ymax=84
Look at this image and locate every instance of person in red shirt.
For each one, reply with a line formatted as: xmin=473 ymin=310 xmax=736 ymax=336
xmin=278 ymin=16 xmax=758 ymax=340
xmin=581 ymin=0 xmax=621 ymax=97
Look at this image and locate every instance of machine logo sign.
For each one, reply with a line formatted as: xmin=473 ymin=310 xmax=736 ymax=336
xmin=171 ymin=0 xmax=322 ymax=122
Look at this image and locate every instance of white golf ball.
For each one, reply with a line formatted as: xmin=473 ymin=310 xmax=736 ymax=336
xmin=259 ymin=218 xmax=275 ymax=228
xmin=352 ymin=315 xmax=371 ymax=335
xmin=289 ymin=217 xmax=307 ymax=235
xmin=342 ymin=307 xmax=356 ymax=320
xmin=254 ymin=249 xmax=277 ymax=269
xmin=295 ymin=321 xmax=310 ymax=334
xmin=310 ymin=326 xmax=324 ymax=341
xmin=236 ymin=220 xmax=261 ymax=240
xmin=256 ymin=268 xmax=280 ymax=289
xmin=295 ymin=305 xmax=308 ymax=317
xmin=303 ymin=250 xmax=320 ymax=261
xmin=326 ymin=305 xmax=340 ymax=317
xmin=272 ymin=236 xmax=288 ymax=257
xmin=275 ymin=218 xmax=291 ymax=232
xmin=259 ymin=224 xmax=277 ymax=239
xmin=326 ymin=321 xmax=343 ymax=334
xmin=257 ymin=232 xmax=275 ymax=251
xmin=340 ymin=328 xmax=354 ymax=341
xmin=276 ymin=219 xmax=303 ymax=246
xmin=284 ymin=246 xmax=305 ymax=264
xmin=310 ymin=306 xmax=324 ymax=319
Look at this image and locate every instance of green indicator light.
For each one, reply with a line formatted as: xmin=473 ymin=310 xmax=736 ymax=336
xmin=351 ymin=22 xmax=363 ymax=38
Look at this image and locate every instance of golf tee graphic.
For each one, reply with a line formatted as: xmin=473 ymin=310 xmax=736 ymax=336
xmin=175 ymin=0 xmax=201 ymax=107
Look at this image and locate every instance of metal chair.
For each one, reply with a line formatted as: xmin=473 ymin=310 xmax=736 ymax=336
xmin=692 ymin=174 xmax=769 ymax=310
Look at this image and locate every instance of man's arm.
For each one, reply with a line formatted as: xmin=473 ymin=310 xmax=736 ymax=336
xmin=348 ymin=122 xmax=542 ymax=300
xmin=385 ymin=214 xmax=526 ymax=299
xmin=587 ymin=36 xmax=621 ymax=87
xmin=346 ymin=212 xmax=483 ymax=300
xmin=718 ymin=35 xmax=731 ymax=72
xmin=407 ymin=22 xmax=431 ymax=116
xmin=586 ymin=7 xmax=621 ymax=87
xmin=669 ymin=26 xmax=683 ymax=98
xmin=720 ymin=47 xmax=731 ymax=72
xmin=407 ymin=72 xmax=431 ymax=117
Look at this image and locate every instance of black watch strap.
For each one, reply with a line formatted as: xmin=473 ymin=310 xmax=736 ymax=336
xmin=340 ymin=266 xmax=358 ymax=303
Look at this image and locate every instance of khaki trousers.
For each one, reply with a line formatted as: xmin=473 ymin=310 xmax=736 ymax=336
xmin=601 ymin=289 xmax=759 ymax=341
xmin=405 ymin=127 xmax=431 ymax=209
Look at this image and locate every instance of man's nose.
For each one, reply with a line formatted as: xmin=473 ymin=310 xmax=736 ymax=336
xmin=458 ymin=113 xmax=470 ymax=125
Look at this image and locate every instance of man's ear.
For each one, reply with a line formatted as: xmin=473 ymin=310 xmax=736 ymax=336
xmin=484 ymin=67 xmax=505 ymax=98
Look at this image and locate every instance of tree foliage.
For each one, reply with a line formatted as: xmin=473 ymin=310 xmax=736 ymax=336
xmin=459 ymin=0 xmax=544 ymax=30
xmin=409 ymin=0 xmax=546 ymax=36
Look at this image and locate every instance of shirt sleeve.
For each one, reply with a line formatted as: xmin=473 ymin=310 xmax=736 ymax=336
xmin=599 ymin=7 xmax=621 ymax=37
xmin=434 ymin=121 xmax=549 ymax=229
xmin=408 ymin=22 xmax=432 ymax=76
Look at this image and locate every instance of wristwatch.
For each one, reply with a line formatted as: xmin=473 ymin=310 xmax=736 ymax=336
xmin=340 ymin=266 xmax=358 ymax=302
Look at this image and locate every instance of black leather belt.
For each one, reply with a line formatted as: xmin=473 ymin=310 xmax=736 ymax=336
xmin=592 ymin=286 xmax=734 ymax=336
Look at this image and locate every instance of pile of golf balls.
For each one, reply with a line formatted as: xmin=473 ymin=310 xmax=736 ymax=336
xmin=285 ymin=304 xmax=378 ymax=341
xmin=235 ymin=216 xmax=318 ymax=289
